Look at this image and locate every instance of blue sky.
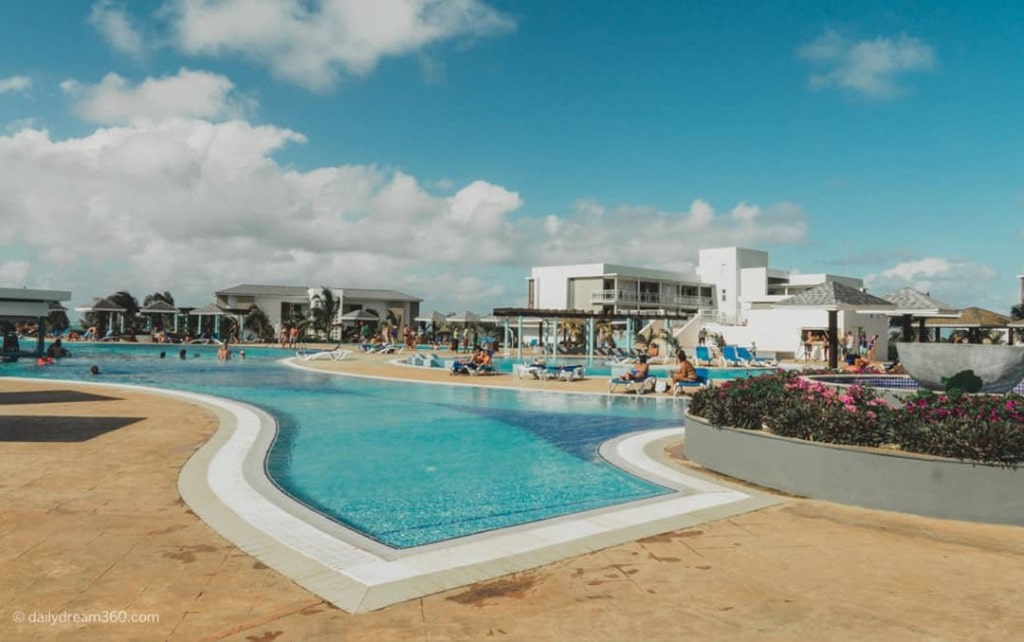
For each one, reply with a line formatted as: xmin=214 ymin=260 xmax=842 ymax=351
xmin=1 ymin=0 xmax=1022 ymax=315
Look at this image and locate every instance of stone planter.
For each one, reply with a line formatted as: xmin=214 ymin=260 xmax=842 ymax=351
xmin=897 ymin=343 xmax=1024 ymax=393
xmin=683 ymin=413 xmax=1024 ymax=525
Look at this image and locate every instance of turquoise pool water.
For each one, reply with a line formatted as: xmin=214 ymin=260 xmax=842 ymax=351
xmin=419 ymin=353 xmax=776 ymax=380
xmin=2 ymin=344 xmax=683 ymax=548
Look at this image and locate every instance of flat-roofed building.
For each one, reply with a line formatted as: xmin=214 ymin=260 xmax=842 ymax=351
xmin=214 ymin=284 xmax=421 ymax=334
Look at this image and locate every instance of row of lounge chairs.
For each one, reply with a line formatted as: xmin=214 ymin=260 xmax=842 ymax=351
xmin=608 ymin=367 xmax=711 ymax=396
xmin=514 ymin=363 xmax=586 ymax=382
xmin=694 ymin=345 xmax=778 ymax=368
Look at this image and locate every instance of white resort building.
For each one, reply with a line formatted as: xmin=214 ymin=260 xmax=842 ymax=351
xmin=525 ymin=246 xmax=891 ymax=359
xmin=214 ymin=285 xmax=422 ymax=335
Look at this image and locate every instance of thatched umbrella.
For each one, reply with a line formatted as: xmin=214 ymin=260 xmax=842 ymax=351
xmin=925 ymin=307 xmax=1012 ymax=344
xmin=140 ymin=299 xmax=180 ymax=333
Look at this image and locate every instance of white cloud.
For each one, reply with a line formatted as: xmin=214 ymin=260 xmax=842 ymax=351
xmin=797 ymin=30 xmax=934 ymax=97
xmin=0 ymin=260 xmax=31 ymax=283
xmin=0 ymin=75 xmax=31 ymax=94
xmin=863 ymin=257 xmax=998 ymax=306
xmin=89 ymin=0 xmax=145 ymax=59
xmin=0 ymin=114 xmax=813 ymax=314
xmin=519 ymin=198 xmax=807 ymax=273
xmin=165 ymin=0 xmax=515 ymax=89
xmin=65 ymin=69 xmax=251 ymax=124
xmin=731 ymin=201 xmax=761 ymax=222
xmin=0 ymin=117 xmax=532 ymax=311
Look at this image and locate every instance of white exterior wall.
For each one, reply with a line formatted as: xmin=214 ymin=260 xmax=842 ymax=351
xmin=530 ymin=264 xmax=606 ymax=310
xmin=721 ymin=308 xmax=889 ymax=359
xmin=696 ymin=247 xmax=768 ymax=322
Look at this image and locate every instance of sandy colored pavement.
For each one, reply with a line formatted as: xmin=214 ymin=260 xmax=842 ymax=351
xmin=2 ymin=354 xmax=1023 ymax=641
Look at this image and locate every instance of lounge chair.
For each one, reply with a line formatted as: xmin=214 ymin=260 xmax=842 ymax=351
xmin=469 ymin=363 xmax=497 ymax=376
xmin=735 ymin=346 xmax=778 ymax=367
xmin=299 ymin=346 xmax=351 ymax=361
xmin=720 ymin=345 xmax=745 ymax=367
xmin=672 ymin=368 xmax=710 ymax=396
xmin=694 ymin=345 xmax=716 ymax=367
xmin=549 ymin=364 xmax=585 ymax=382
xmin=515 ymin=362 xmax=551 ymax=379
xmin=608 ymin=373 xmax=658 ymax=395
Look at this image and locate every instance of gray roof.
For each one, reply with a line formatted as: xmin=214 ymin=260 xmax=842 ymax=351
xmin=190 ymin=303 xmax=229 ymax=315
xmin=75 ymin=297 xmax=126 ymax=313
xmin=340 ymin=287 xmax=421 ymax=302
xmin=215 ymin=284 xmax=420 ymax=302
xmin=882 ymin=287 xmax=958 ymax=314
xmin=140 ymin=300 xmax=179 ymax=313
xmin=776 ymin=281 xmax=894 ymax=309
xmin=215 ymin=284 xmax=309 ymax=297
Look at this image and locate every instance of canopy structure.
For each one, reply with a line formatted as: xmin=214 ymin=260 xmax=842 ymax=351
xmin=336 ymin=309 xmax=380 ymax=324
xmin=140 ymin=300 xmax=181 ymax=333
xmin=924 ymin=306 xmax=1013 ymax=344
xmin=189 ymin=303 xmax=234 ymax=339
xmin=881 ymin=287 xmax=960 ymax=342
xmin=775 ymin=282 xmax=895 ymax=368
xmin=1 ymin=287 xmax=72 ymax=355
xmin=447 ymin=311 xmax=482 ymax=326
xmin=75 ymin=297 xmax=128 ymax=336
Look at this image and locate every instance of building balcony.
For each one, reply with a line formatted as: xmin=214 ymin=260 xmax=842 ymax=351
xmin=591 ymin=290 xmax=713 ymax=309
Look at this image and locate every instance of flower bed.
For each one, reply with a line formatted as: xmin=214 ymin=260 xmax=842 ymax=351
xmin=688 ymin=371 xmax=1024 ymax=468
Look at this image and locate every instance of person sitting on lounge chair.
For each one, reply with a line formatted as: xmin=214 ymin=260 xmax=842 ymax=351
xmin=622 ymin=354 xmax=650 ymax=381
xmin=451 ymin=347 xmax=483 ymax=375
xmin=671 ymin=350 xmax=698 ymax=384
xmin=843 ymin=354 xmax=879 ymax=374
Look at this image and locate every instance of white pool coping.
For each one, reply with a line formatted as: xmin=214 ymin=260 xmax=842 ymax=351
xmin=11 ymin=374 xmax=779 ymax=613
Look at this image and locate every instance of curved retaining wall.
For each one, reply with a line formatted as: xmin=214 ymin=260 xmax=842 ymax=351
xmin=683 ymin=413 xmax=1024 ymax=526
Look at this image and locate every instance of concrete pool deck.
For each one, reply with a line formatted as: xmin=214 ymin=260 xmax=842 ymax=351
xmin=2 ymin=350 xmax=1024 ymax=640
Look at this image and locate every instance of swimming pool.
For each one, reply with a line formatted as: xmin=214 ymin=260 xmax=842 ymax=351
xmin=3 ymin=343 xmax=683 ymax=548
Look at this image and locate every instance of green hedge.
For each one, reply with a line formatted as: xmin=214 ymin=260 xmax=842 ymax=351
xmin=688 ymin=371 xmax=1024 ymax=468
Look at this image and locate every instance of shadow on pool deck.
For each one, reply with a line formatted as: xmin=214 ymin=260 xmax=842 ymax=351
xmin=0 ymin=415 xmax=143 ymax=442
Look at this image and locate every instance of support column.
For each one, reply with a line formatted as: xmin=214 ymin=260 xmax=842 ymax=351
xmin=918 ymin=318 xmax=927 ymax=342
xmin=586 ymin=317 xmax=595 ymax=360
xmin=517 ymin=317 xmax=523 ymax=359
xmin=827 ymin=310 xmax=838 ymax=370
xmin=36 ymin=316 xmax=46 ymax=356
xmin=625 ymin=317 xmax=634 ymax=355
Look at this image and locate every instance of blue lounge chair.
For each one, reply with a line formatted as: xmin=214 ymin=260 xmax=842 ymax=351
xmin=694 ymin=345 xmax=716 ymax=366
xmin=735 ymin=346 xmax=778 ymax=367
xmin=720 ymin=345 xmax=744 ymax=367
xmin=672 ymin=367 xmax=709 ymax=396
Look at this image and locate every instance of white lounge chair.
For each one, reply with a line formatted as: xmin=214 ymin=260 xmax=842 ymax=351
xmin=299 ymin=347 xmax=351 ymax=361
xmin=608 ymin=374 xmax=657 ymax=395
xmin=551 ymin=364 xmax=585 ymax=382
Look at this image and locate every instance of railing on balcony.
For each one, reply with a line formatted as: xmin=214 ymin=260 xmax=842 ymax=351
xmin=591 ymin=290 xmax=714 ymax=309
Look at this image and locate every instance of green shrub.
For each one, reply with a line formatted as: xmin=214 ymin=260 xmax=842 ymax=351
xmin=688 ymin=372 xmax=1024 ymax=467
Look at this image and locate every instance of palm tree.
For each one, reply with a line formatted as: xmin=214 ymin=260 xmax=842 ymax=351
xmin=658 ymin=328 xmax=680 ymax=356
xmin=1012 ymin=303 xmax=1024 ymax=343
xmin=309 ymin=287 xmax=342 ymax=340
xmin=595 ymin=319 xmax=616 ymax=348
xmin=633 ymin=327 xmax=657 ymax=356
xmin=244 ymin=305 xmax=275 ymax=342
xmin=108 ymin=290 xmax=141 ymax=335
